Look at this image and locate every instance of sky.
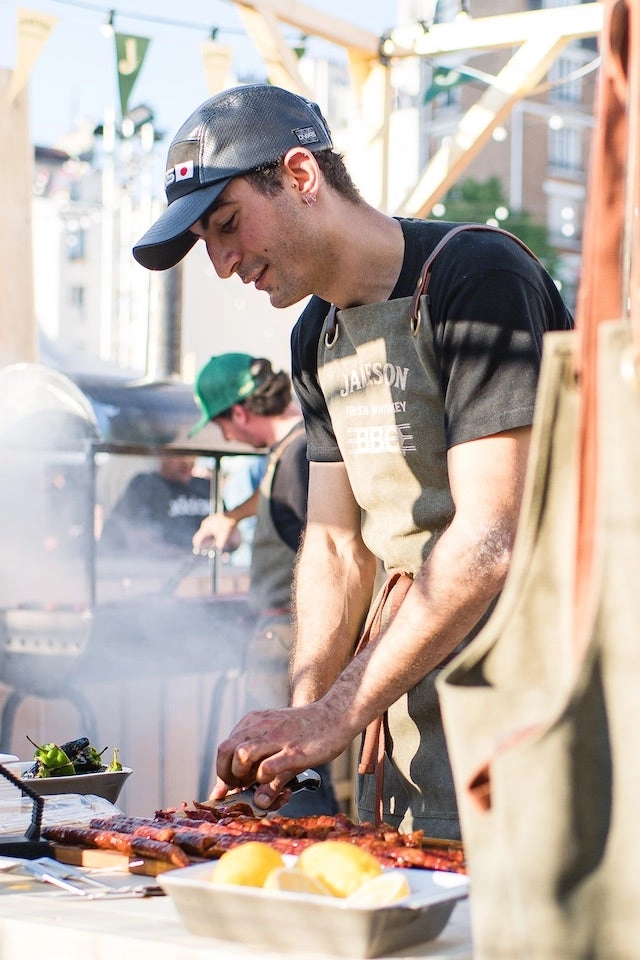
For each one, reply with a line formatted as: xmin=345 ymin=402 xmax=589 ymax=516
xmin=0 ymin=0 xmax=400 ymax=149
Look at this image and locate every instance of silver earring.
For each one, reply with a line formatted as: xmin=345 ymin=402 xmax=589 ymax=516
xmin=303 ymin=194 xmax=317 ymax=206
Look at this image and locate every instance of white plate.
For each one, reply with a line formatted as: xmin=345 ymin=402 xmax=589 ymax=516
xmin=159 ymin=861 xmax=469 ymax=958
xmin=9 ymin=763 xmax=132 ymax=805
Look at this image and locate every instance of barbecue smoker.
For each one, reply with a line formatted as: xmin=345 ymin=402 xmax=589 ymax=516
xmin=0 ymin=364 xmax=100 ymax=750
xmin=0 ymin=362 xmax=257 ymax=756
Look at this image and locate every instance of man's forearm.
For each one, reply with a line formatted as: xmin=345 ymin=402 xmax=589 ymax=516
xmin=225 ymin=488 xmax=260 ymax=523
xmin=290 ymin=528 xmax=377 ymax=706
xmin=320 ymin=512 xmax=513 ymax=738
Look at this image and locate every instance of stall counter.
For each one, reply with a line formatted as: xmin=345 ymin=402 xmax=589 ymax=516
xmin=0 ymin=882 xmax=473 ymax=960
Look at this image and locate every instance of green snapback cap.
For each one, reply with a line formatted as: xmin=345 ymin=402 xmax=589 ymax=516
xmin=189 ymin=353 xmax=260 ymax=437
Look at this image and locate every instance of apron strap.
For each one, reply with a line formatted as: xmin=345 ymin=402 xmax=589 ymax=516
xmin=356 ymin=570 xmax=467 ymax=824
xmin=356 ymin=572 xmax=414 ymax=825
xmin=410 ymin=223 xmax=541 ymax=326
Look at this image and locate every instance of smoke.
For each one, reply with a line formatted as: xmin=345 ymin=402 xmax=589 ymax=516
xmin=0 ymin=363 xmax=284 ymax=814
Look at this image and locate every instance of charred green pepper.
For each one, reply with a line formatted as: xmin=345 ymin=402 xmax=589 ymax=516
xmin=107 ymin=747 xmax=123 ymax=772
xmin=60 ymin=737 xmax=107 ymax=773
xmin=26 ymin=735 xmax=75 ymax=778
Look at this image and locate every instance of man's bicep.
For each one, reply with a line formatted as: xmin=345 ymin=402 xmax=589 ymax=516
xmin=307 ymin=461 xmax=359 ymax=524
xmin=447 ymin=426 xmax=532 ymax=532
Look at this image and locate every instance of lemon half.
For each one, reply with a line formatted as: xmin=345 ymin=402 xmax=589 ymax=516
xmin=296 ymin=840 xmax=382 ymax=898
xmin=346 ymin=870 xmax=411 ymax=907
xmin=211 ymin=841 xmax=285 ymax=887
xmin=263 ymin=866 xmax=332 ymax=896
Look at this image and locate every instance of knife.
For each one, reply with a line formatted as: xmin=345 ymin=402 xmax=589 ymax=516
xmin=211 ymin=768 xmax=322 ymax=815
xmin=18 ymin=857 xmax=161 ymax=898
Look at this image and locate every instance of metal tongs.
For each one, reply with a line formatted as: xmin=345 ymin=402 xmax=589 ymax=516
xmin=18 ymin=857 xmax=161 ymax=899
xmin=213 ymin=768 xmax=322 ymax=814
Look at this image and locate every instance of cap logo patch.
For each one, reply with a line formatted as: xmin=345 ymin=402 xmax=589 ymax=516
xmin=174 ymin=160 xmax=194 ymax=181
xmin=293 ymin=126 xmax=320 ymax=146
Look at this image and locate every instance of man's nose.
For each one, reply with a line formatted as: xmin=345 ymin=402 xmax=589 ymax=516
xmin=206 ymin=240 xmax=238 ymax=279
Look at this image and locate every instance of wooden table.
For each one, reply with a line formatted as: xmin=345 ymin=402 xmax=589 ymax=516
xmin=0 ymin=867 xmax=474 ymax=959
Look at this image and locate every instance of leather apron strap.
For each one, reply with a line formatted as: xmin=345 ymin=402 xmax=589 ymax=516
xmin=355 ymin=571 xmax=414 ymax=825
xmin=410 ymin=223 xmax=541 ymax=326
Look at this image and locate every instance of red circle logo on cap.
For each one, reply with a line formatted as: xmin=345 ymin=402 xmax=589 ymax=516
xmin=179 ymin=166 xmax=189 ymax=177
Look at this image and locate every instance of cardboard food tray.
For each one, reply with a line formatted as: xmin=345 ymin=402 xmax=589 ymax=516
xmin=159 ymin=861 xmax=470 ymax=957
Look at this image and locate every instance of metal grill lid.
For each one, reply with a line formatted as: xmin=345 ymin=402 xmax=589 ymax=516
xmin=0 ymin=363 xmax=100 ymax=450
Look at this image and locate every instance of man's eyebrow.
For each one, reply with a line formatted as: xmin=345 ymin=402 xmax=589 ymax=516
xmin=195 ymin=196 xmax=234 ymax=232
xmin=209 ymin=197 xmax=233 ymax=213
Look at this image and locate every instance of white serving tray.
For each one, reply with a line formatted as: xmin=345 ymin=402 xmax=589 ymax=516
xmin=1 ymin=761 xmax=132 ymax=805
xmin=159 ymin=861 xmax=469 ymax=958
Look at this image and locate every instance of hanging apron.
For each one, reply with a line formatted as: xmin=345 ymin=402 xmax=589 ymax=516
xmin=249 ymin=424 xmax=305 ymax=616
xmin=436 ymin=2 xmax=640 ymax=955
xmin=316 ymin=225 xmax=536 ymax=836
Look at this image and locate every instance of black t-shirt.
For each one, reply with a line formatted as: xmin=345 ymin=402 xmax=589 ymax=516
xmin=269 ymin=429 xmax=308 ymax=552
xmin=101 ymin=472 xmax=211 ymax=550
xmin=291 ymin=219 xmax=574 ymax=461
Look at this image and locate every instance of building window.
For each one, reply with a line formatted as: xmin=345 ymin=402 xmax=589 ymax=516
xmin=69 ymin=285 xmax=85 ymax=310
xmin=548 ymin=196 xmax=581 ymax=243
xmin=66 ymin=227 xmax=86 ymax=261
xmin=549 ymin=52 xmax=583 ymax=104
xmin=548 ymin=125 xmax=582 ymax=174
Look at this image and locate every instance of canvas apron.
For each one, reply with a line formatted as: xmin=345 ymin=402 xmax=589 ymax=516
xmin=436 ymin=2 xmax=640 ymax=955
xmin=315 ymin=225 xmax=531 ymax=835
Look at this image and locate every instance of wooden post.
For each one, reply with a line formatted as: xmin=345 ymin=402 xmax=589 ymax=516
xmin=0 ymin=68 xmax=37 ymax=367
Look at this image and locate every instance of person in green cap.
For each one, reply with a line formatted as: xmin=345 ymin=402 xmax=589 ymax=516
xmin=190 ymin=352 xmax=338 ymax=818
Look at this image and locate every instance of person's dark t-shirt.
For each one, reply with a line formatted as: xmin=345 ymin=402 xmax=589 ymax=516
xmin=101 ymin=473 xmax=211 ymax=550
xmin=269 ymin=429 xmax=308 ymax=551
xmin=291 ymin=218 xmax=574 ymax=461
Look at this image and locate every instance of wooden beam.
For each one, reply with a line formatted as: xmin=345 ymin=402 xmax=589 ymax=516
xmin=0 ymin=69 xmax=37 ymax=365
xmin=234 ymin=0 xmax=381 ymax=59
xmin=235 ymin=2 xmax=310 ymax=94
xmin=394 ymin=3 xmax=604 ymax=217
xmin=387 ymin=2 xmax=603 ymax=57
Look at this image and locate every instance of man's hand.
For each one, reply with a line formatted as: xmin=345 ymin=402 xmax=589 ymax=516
xmin=193 ymin=512 xmax=241 ymax=553
xmin=212 ymin=703 xmax=349 ymax=810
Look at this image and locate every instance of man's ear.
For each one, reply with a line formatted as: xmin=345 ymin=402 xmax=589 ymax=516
xmin=282 ymin=147 xmax=320 ymax=200
xmin=229 ymin=403 xmax=250 ymax=425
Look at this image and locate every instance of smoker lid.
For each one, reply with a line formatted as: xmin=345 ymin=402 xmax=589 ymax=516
xmin=0 ymin=363 xmax=101 ymax=449
xmin=71 ymin=371 xmax=203 ymax=446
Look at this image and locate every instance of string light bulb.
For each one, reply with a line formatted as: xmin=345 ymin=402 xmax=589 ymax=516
xmin=100 ymin=9 xmax=115 ymax=38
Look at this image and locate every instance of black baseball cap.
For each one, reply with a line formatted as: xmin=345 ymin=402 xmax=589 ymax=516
xmin=133 ymin=83 xmax=333 ymax=271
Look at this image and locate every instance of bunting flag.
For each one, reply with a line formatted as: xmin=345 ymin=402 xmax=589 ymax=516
xmin=114 ymin=32 xmax=151 ymax=119
xmin=423 ymin=65 xmax=475 ymax=104
xmin=9 ymin=7 xmax=58 ymax=102
xmin=200 ymin=40 xmax=233 ymax=95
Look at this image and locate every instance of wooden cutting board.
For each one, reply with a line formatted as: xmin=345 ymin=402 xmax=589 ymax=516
xmin=51 ymin=843 xmax=187 ymax=877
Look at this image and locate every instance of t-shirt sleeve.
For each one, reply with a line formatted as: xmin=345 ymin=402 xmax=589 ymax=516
xmin=427 ymin=234 xmax=571 ymax=448
xmin=291 ymin=301 xmax=342 ymax=462
xmin=290 ymin=225 xmax=572 ymax=457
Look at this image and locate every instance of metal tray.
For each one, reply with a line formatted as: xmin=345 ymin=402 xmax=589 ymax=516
xmin=159 ymin=861 xmax=469 ymax=957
